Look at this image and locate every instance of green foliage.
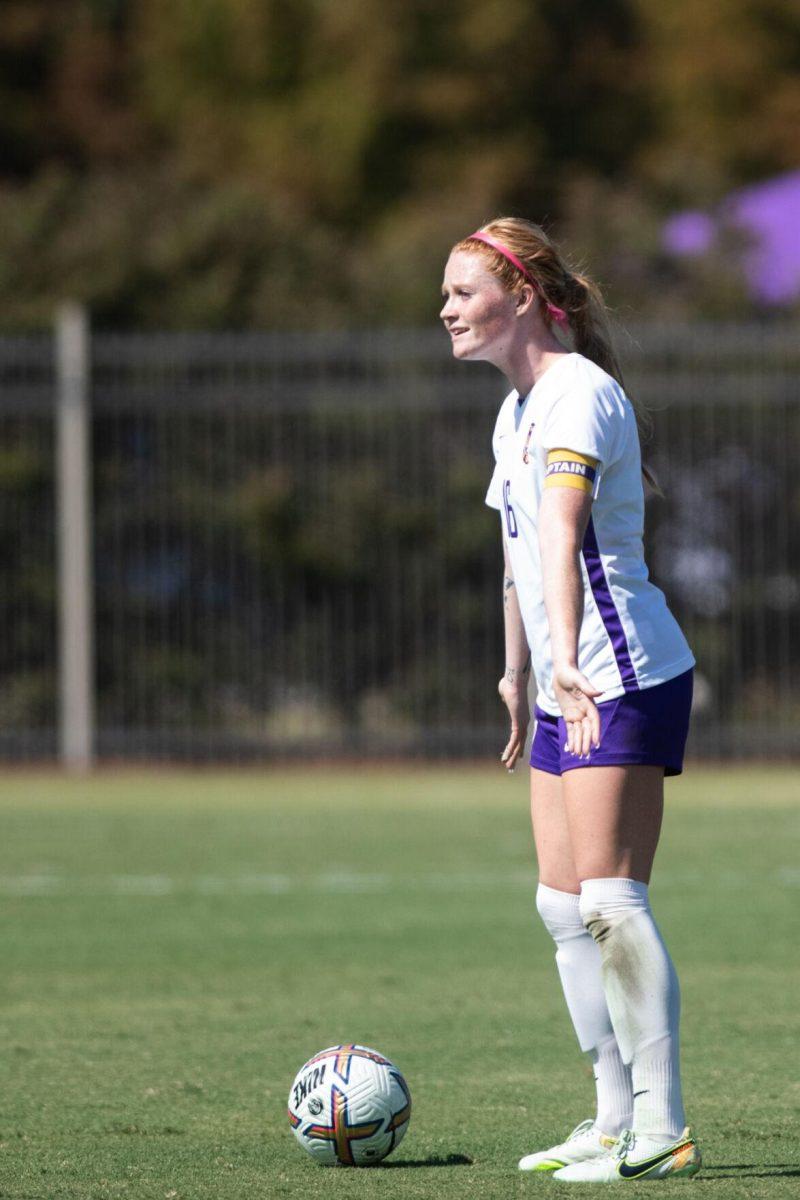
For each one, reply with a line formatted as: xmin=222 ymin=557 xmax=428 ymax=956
xmin=0 ymin=0 xmax=798 ymax=327
xmin=0 ymin=430 xmax=56 ymax=730
xmin=87 ymin=401 xmax=502 ymax=739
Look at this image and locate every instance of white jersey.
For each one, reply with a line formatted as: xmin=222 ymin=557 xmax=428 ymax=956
xmin=486 ymin=352 xmax=694 ymax=716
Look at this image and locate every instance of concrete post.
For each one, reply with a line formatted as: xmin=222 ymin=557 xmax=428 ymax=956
xmin=55 ymin=303 xmax=95 ymax=770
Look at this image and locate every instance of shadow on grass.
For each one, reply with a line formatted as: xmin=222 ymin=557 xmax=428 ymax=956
xmin=382 ymin=1158 xmax=800 ymax=1177
xmin=702 ymin=1165 xmax=800 ymax=1179
xmin=382 ymin=1153 xmax=474 ymax=1168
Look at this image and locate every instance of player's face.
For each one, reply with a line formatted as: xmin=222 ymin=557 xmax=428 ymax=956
xmin=440 ymin=251 xmax=517 ymax=362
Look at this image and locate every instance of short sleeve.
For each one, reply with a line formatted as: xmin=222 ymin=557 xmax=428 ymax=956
xmin=485 ymin=397 xmax=512 ymax=510
xmin=540 ymin=384 xmax=621 ymax=470
xmin=485 ymin=461 xmax=503 ymax=509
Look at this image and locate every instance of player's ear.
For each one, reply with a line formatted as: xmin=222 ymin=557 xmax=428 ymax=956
xmin=515 ymin=284 xmax=536 ymax=316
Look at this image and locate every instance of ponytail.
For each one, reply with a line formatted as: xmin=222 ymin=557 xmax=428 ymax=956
xmin=564 ymin=273 xmax=661 ymax=495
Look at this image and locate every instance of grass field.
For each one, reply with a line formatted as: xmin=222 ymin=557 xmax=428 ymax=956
xmin=0 ymin=766 xmax=798 ymax=1199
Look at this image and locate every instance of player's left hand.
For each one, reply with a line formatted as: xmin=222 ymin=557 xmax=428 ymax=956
xmin=498 ymin=676 xmax=530 ymax=773
xmin=553 ymin=665 xmax=601 ymax=759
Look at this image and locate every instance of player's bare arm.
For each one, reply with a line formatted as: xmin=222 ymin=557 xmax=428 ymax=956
xmin=499 ymin=528 xmax=531 ymax=772
xmin=538 ymin=480 xmax=601 ymax=758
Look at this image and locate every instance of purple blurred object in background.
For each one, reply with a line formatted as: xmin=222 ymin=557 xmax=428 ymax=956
xmin=663 ymin=169 xmax=800 ymax=305
xmin=663 ymin=211 xmax=715 ymax=257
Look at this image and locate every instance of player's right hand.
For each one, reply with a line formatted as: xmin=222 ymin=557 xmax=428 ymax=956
xmin=498 ymin=676 xmax=530 ymax=773
xmin=552 ymin=665 xmax=601 ymax=759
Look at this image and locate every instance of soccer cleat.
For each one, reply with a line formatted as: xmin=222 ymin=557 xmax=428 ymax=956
xmin=552 ymin=1125 xmax=701 ymax=1182
xmin=518 ymin=1118 xmax=618 ymax=1172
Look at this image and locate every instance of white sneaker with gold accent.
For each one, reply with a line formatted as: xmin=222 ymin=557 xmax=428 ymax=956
xmin=552 ymin=1126 xmax=701 ymax=1182
xmin=518 ymin=1118 xmax=618 ymax=1172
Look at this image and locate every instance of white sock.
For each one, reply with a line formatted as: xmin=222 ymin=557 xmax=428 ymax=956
xmin=536 ymin=884 xmax=633 ymax=1135
xmin=579 ymin=877 xmax=686 ymax=1140
xmin=592 ymin=1035 xmax=635 ymax=1138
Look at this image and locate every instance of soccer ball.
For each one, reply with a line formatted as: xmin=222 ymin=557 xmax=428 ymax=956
xmin=288 ymin=1043 xmax=411 ymax=1166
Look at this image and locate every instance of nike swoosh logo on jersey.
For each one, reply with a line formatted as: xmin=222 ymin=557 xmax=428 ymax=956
xmin=617 ymin=1142 xmax=692 ymax=1179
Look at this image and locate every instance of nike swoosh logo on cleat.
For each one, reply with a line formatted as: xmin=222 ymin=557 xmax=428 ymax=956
xmin=617 ymin=1142 xmax=693 ymax=1179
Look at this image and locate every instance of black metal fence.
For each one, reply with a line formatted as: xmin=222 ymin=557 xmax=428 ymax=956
xmin=1 ymin=322 xmax=799 ymax=762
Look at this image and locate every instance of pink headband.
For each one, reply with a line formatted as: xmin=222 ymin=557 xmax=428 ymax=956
xmin=468 ymin=231 xmax=569 ymax=327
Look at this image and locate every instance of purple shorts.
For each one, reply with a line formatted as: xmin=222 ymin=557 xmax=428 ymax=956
xmin=530 ymin=669 xmax=693 ymax=778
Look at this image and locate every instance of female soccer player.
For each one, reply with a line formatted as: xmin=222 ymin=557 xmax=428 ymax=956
xmin=440 ymin=219 xmax=701 ymax=1183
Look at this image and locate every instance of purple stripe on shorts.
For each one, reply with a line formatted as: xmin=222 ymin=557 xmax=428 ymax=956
xmin=582 ymin=516 xmax=638 ymax=692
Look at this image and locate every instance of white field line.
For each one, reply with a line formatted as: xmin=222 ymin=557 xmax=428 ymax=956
xmin=0 ymin=869 xmax=533 ymax=897
xmin=0 ymin=867 xmax=797 ymax=897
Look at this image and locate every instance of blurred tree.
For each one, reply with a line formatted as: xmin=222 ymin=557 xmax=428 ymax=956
xmin=0 ymin=0 xmax=798 ymax=328
xmin=634 ymin=0 xmax=800 ymax=200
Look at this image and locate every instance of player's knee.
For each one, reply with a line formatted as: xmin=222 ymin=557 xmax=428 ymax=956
xmin=578 ymin=878 xmax=650 ymax=945
xmin=536 ymin=882 xmax=584 ymax=942
xmin=579 ymin=891 xmax=612 ymax=945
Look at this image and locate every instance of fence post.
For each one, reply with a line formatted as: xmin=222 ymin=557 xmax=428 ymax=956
xmin=55 ymin=303 xmax=95 ymax=771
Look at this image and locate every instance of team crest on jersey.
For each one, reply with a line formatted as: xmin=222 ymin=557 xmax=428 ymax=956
xmin=522 ymin=421 xmax=536 ymax=464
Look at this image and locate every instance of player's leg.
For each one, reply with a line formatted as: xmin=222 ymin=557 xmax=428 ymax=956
xmin=561 ymin=763 xmax=665 ymax=885
xmin=519 ymin=760 xmax=632 ymax=1171
xmin=553 ymin=764 xmax=700 ymax=1182
xmin=530 ymin=765 xmax=633 ymax=1134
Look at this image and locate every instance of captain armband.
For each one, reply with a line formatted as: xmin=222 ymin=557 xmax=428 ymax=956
xmin=543 ymin=449 xmax=598 ymax=493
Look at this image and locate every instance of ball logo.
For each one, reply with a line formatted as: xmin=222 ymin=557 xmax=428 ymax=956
xmin=308 ymin=1096 xmax=323 ymax=1116
xmin=292 ymin=1062 xmax=327 ymax=1108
